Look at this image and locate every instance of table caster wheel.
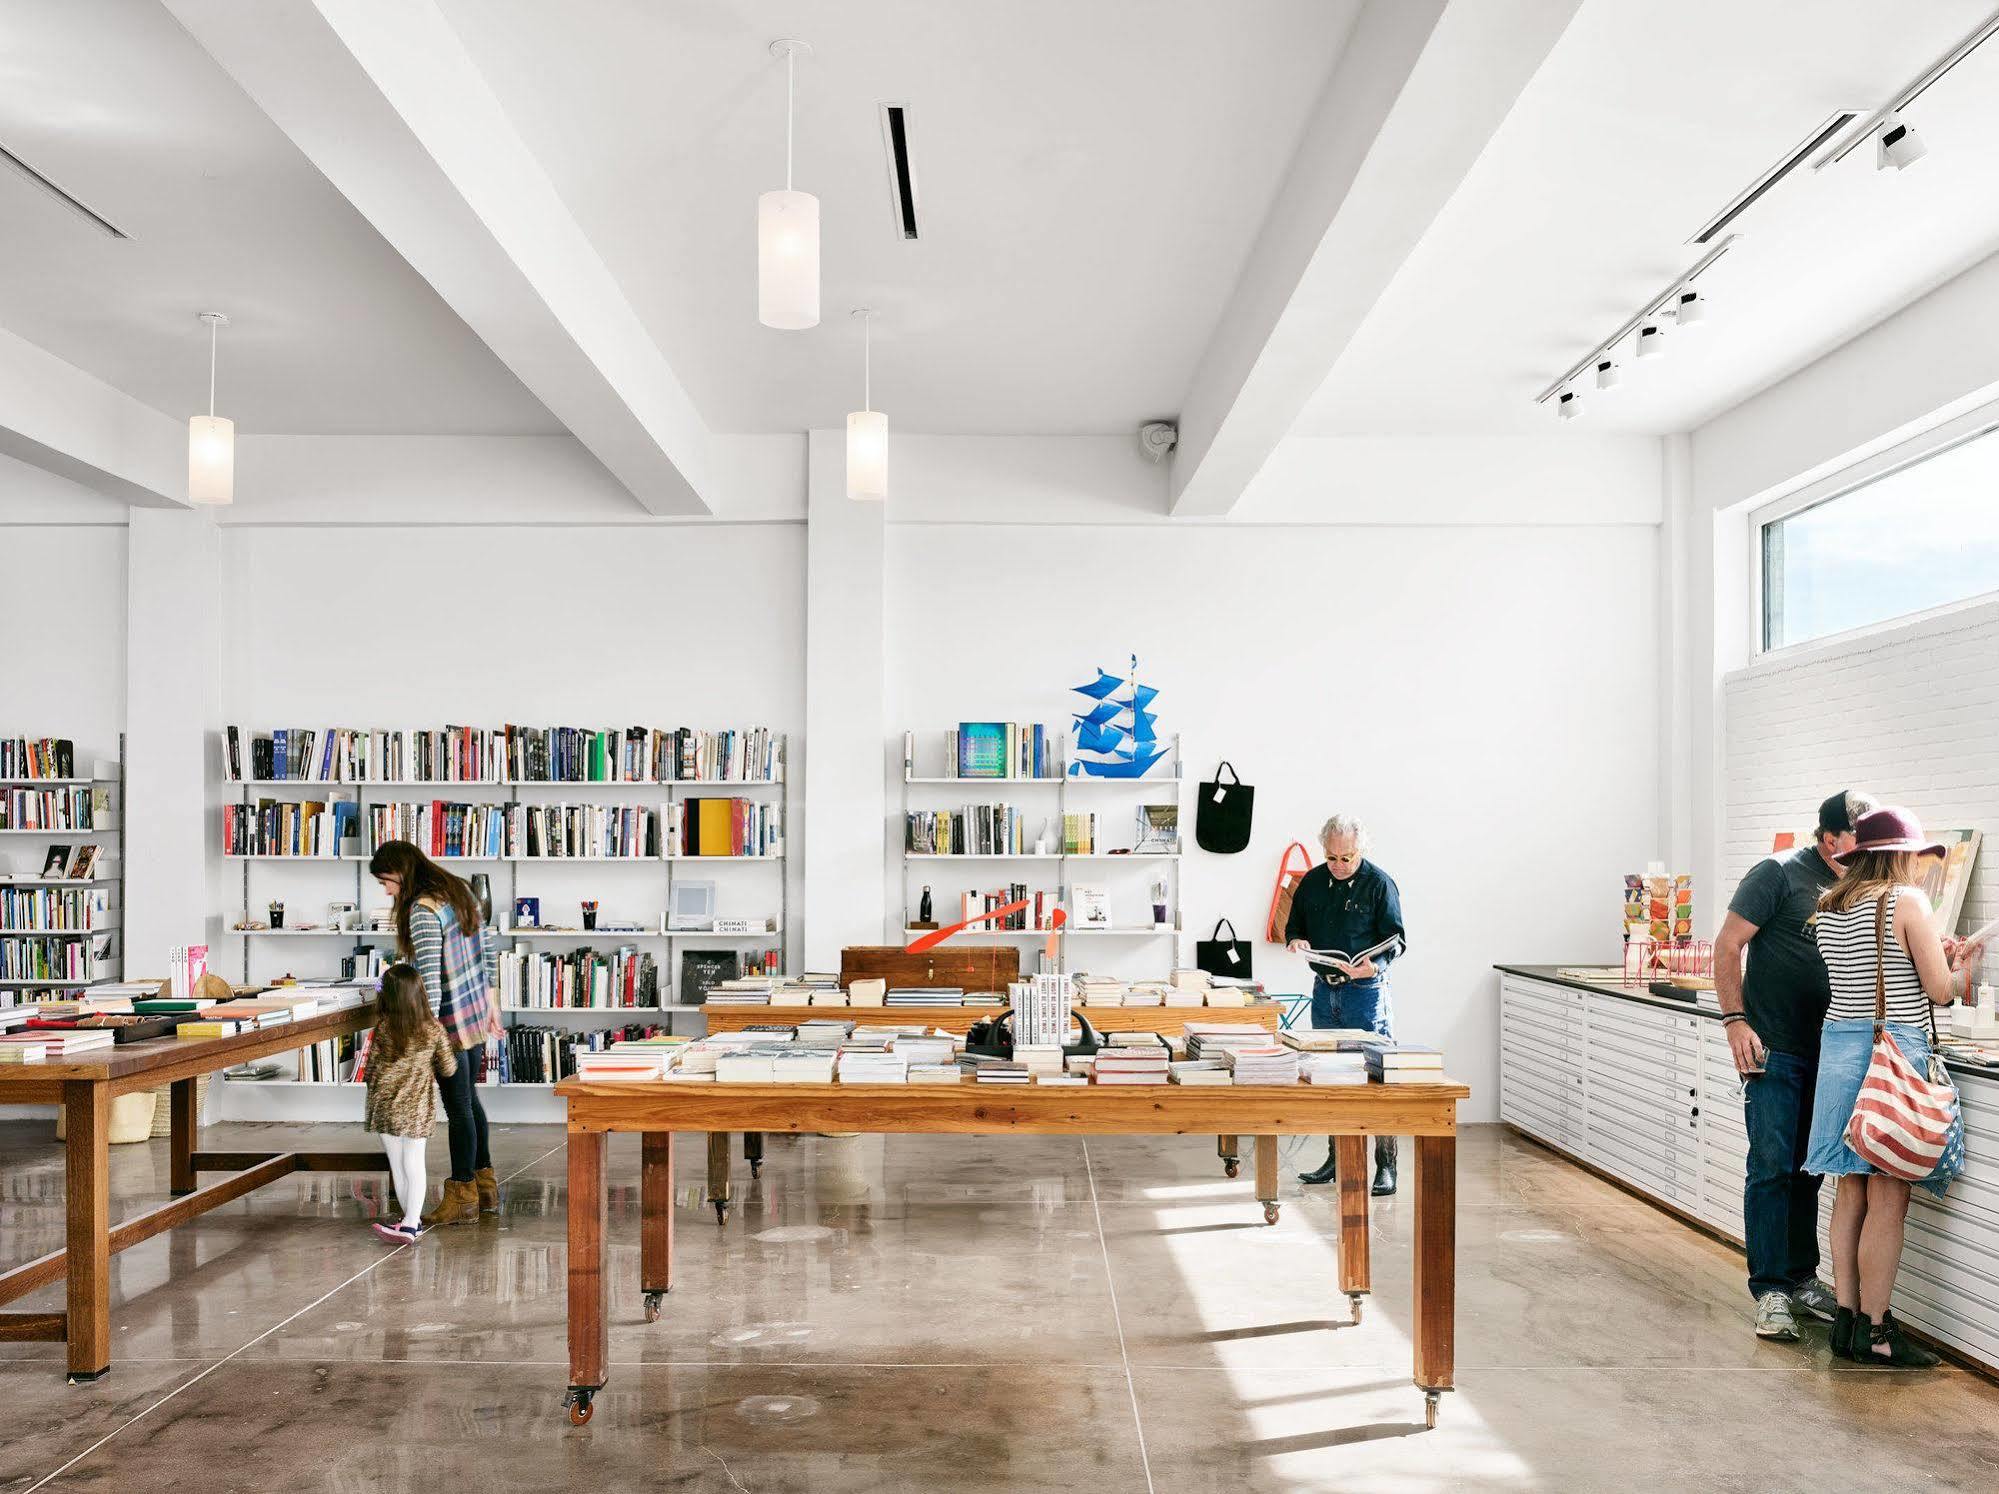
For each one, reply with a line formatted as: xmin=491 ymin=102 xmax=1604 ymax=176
xmin=1223 ymin=1159 xmax=1240 ymax=1179
xmin=1424 ymin=1390 xmax=1441 ymax=1429
xmin=565 ymin=1387 xmax=596 ymax=1425
xmin=1348 ymin=1293 xmax=1365 ymax=1324
xmin=643 ymin=1290 xmax=664 ymax=1323
xmin=1262 ymin=1202 xmax=1280 ymax=1225
xmin=713 ymin=1200 xmax=730 ymax=1225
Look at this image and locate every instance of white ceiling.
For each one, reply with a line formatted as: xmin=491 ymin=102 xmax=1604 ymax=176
xmin=432 ymin=0 xmax=1360 ymax=435
xmin=1295 ymin=0 xmax=1999 ymax=436
xmin=0 ymin=0 xmax=558 ymax=435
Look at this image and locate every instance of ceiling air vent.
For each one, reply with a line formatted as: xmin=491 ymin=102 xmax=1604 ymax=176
xmin=1686 ymin=111 xmax=1859 ymax=245
xmin=878 ymin=103 xmax=920 ymax=240
xmin=0 ymin=141 xmax=128 ymax=239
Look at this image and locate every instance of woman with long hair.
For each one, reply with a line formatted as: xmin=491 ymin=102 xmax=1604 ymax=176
xmin=1807 ymin=807 xmax=1982 ymax=1366
xmin=369 ymin=839 xmax=501 ymax=1227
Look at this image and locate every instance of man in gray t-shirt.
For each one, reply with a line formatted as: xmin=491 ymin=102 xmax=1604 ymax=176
xmin=1713 ymin=788 xmax=1871 ymax=1344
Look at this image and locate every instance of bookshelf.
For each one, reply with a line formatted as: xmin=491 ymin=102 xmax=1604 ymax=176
xmin=896 ymin=726 xmax=1182 ymax=968
xmin=212 ymin=724 xmax=788 ymax=1120
xmin=0 ymin=735 xmax=123 ymax=1005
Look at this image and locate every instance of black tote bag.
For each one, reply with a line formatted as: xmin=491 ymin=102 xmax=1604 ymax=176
xmin=1196 ymin=918 xmax=1253 ymax=980
xmin=1195 ymin=761 xmax=1254 ymax=853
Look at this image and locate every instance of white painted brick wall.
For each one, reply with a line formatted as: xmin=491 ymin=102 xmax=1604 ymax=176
xmin=1722 ymin=595 xmax=1999 ymax=935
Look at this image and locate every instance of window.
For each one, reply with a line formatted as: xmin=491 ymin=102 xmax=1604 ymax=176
xmin=1761 ymin=426 xmax=1999 ymax=650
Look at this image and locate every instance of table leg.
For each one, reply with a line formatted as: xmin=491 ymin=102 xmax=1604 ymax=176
xmin=1217 ymin=1134 xmax=1240 ymax=1179
xmin=63 ymin=1081 xmax=110 ymax=1382
xmin=640 ymin=1131 xmax=674 ymax=1324
xmin=565 ymin=1127 xmax=608 ymax=1425
xmin=1413 ymin=1133 xmax=1456 ymax=1427
xmin=1254 ymin=1136 xmax=1280 ymax=1224
xmin=743 ymin=1130 xmax=764 ymax=1178
xmin=169 ymin=1078 xmax=198 ymax=1196
xmin=1336 ymin=1134 xmax=1370 ymax=1322
xmin=706 ymin=1132 xmax=732 ymax=1225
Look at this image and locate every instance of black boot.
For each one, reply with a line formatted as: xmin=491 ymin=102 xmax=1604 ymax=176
xmin=1830 ymin=1306 xmax=1856 ymax=1360
xmin=1370 ymin=1135 xmax=1397 ymax=1196
xmin=1297 ymin=1138 xmax=1338 ymax=1185
xmin=1855 ymin=1312 xmax=1941 ymax=1368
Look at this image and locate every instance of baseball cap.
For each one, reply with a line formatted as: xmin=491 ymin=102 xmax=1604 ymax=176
xmin=1817 ymin=790 xmax=1875 ymax=836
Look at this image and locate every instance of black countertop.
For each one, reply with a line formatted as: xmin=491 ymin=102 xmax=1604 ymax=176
xmin=1495 ymin=963 xmax=1999 ymax=1082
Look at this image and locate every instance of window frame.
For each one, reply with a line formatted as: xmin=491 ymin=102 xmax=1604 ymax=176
xmin=1750 ymin=407 xmax=1999 ymax=659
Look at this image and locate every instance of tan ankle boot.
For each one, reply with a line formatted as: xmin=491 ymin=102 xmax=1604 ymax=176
xmin=422 ymin=1178 xmax=480 ymax=1228
xmin=474 ymin=1167 xmax=499 ymax=1213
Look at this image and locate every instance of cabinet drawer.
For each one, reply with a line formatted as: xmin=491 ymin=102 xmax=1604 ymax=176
xmin=1500 ymin=1037 xmax=1583 ymax=1097
xmin=1588 ymin=1023 xmax=1700 ymax=1079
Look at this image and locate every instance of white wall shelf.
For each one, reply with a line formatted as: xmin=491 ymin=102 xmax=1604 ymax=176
xmin=0 ymin=736 xmax=123 ymax=1000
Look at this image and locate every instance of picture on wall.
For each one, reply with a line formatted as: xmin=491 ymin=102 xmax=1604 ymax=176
xmin=1917 ymin=828 xmax=1982 ymax=932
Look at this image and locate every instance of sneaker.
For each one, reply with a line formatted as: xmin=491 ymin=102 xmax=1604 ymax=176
xmin=371 ymin=1221 xmax=420 ymax=1245
xmin=1790 ymin=1280 xmax=1839 ymax=1323
xmin=1754 ymin=1292 xmax=1799 ymax=1341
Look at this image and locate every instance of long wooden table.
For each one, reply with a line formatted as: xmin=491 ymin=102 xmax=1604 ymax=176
xmin=552 ymin=1075 xmax=1470 ymax=1428
xmin=0 ymin=1002 xmax=379 ymax=1381
xmin=694 ymin=1001 xmax=1288 ymax=1214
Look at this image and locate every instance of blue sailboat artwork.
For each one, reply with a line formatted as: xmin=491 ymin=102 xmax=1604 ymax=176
xmin=1069 ymin=655 xmax=1167 ymax=778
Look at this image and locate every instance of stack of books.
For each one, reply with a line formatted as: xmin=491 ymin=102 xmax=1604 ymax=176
xmin=572 ymin=1048 xmax=672 ymax=1082
xmin=1304 ymin=1052 xmax=1369 ymax=1085
xmin=19 ymin=1027 xmax=117 ymax=1057
xmin=715 ymin=1049 xmax=781 ymax=1083
xmin=891 ymin=1034 xmax=955 ymax=1066
xmin=1365 ymin=1044 xmax=1445 ymax=1084
xmin=705 ymin=989 xmax=773 ymax=1007
xmin=1073 ymin=975 xmax=1125 ymax=1007
xmin=0 ymin=1034 xmax=50 ymax=1062
xmin=1014 ymin=1042 xmax=1063 ymax=1078
xmin=1184 ymin=1024 xmax=1272 ymax=1061
xmin=908 ymin=1062 xmax=963 ymax=1083
xmin=1169 ymin=1059 xmax=1232 ymax=1085
xmin=1093 ymin=1046 xmax=1170 ymax=1084
xmin=1281 ymin=1027 xmax=1383 ymax=1053
xmin=838 ymin=1048 xmax=908 ymax=1084
xmin=887 ymin=987 xmax=963 ymax=1007
xmin=1224 ymin=1046 xmax=1301 ymax=1085
xmin=974 ymin=1059 xmax=1031 ymax=1085
xmin=770 ymin=1050 xmax=836 ymax=1083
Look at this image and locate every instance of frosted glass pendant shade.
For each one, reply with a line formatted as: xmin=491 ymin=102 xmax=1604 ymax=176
xmin=187 ymin=414 xmax=235 ymax=506
xmin=758 ymin=189 xmax=820 ymax=329
xmin=846 ymin=409 xmax=887 ymax=501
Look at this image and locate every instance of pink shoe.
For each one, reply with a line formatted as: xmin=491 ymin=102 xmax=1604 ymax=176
xmin=372 ymin=1221 xmax=417 ymax=1245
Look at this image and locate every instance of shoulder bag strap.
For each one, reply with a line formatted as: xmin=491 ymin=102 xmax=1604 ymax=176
xmin=1873 ymin=891 xmax=1889 ymax=1035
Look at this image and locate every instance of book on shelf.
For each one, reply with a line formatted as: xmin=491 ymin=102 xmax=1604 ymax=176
xmin=221 ymin=796 xmax=358 ymax=858
xmin=905 ymin=803 xmax=1031 ymax=856
xmin=1134 ymin=804 xmax=1179 ymax=853
xmin=673 ymin=797 xmax=780 ymax=856
xmin=498 ymin=945 xmax=660 ymax=1010
xmin=0 ymin=884 xmax=111 ymax=932
xmin=939 ymin=722 xmax=1056 ymax=781
xmin=1061 ymin=813 xmax=1099 ymax=854
xmin=1 ymin=784 xmax=99 ymax=832
xmin=224 ymin=724 xmax=779 ymax=785
xmin=475 ymin=1021 xmax=667 ymax=1085
xmin=1068 ymin=883 xmax=1111 ymax=929
xmin=0 ymin=738 xmax=77 ymax=781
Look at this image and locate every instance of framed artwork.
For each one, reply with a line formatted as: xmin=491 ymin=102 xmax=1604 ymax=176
xmin=1916 ymin=829 xmax=1982 ymax=932
xmin=679 ymin=948 xmax=738 ymax=1006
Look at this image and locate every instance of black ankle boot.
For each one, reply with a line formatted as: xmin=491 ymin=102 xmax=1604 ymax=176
xmin=1297 ymin=1139 xmax=1338 ymax=1185
xmin=1856 ymin=1312 xmax=1942 ymax=1368
xmin=1370 ymin=1135 xmax=1397 ymax=1196
xmin=1830 ymin=1306 xmax=1855 ymax=1360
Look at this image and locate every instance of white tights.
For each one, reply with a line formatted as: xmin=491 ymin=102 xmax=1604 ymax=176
xmin=381 ymin=1134 xmax=427 ymax=1230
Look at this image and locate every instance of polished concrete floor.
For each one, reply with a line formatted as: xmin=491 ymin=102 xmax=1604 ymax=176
xmin=3 ymin=1119 xmax=1997 ymax=1493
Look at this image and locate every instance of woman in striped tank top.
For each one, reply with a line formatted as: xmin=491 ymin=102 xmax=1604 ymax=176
xmin=1806 ymin=807 xmax=1984 ymax=1367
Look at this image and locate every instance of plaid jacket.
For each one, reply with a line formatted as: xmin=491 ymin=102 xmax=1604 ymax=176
xmin=410 ymin=899 xmax=502 ymax=1051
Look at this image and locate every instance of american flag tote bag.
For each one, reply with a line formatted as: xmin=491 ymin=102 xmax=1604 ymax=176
xmin=1845 ymin=895 xmax=1964 ymax=1187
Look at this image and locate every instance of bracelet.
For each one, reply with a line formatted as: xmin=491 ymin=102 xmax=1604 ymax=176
xmin=1720 ymin=1013 xmax=1747 ymax=1026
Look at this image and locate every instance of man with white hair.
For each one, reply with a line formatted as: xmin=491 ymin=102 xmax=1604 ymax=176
xmin=1286 ymin=812 xmax=1407 ymax=1194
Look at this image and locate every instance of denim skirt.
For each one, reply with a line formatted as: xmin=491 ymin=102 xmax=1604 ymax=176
xmin=1805 ymin=1017 xmax=1942 ymax=1193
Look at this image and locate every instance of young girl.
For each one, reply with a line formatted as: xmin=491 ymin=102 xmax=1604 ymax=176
xmin=364 ymin=963 xmax=458 ymax=1243
xmin=369 ymin=839 xmax=501 ymax=1226
xmin=1807 ymin=806 xmax=1983 ymax=1365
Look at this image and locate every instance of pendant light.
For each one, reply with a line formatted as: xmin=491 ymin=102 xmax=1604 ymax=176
xmin=758 ymin=39 xmax=818 ymax=330
xmin=187 ymin=312 xmax=234 ymax=506
xmin=846 ymin=308 xmax=887 ymax=501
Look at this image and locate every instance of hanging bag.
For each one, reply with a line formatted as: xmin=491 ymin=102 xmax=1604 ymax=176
xmin=1196 ymin=918 xmax=1253 ymax=980
xmin=1844 ymin=893 xmax=1963 ymax=1187
xmin=1264 ymin=840 xmax=1315 ymax=943
xmin=1195 ymin=761 xmax=1255 ymax=854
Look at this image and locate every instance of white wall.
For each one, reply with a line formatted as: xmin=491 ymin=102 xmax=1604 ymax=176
xmin=0 ymin=521 xmax=127 ymax=780
xmin=886 ymin=520 xmax=1662 ymax=1121
xmin=1722 ymin=594 xmax=1999 ymax=936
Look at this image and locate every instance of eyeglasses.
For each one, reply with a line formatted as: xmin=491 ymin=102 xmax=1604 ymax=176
xmin=1325 ymin=852 xmax=1359 ymax=864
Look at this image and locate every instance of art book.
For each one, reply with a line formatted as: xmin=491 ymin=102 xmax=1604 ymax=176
xmin=1303 ymin=934 xmax=1403 ymax=973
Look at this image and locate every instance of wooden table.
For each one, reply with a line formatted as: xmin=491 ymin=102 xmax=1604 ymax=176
xmin=552 ymin=1075 xmax=1470 ymax=1429
xmin=0 ymin=1003 xmax=379 ymax=1381
xmin=695 ymin=1001 xmax=1289 ymax=1213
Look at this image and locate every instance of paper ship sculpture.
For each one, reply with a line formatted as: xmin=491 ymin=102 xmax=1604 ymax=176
xmin=1069 ymin=655 xmax=1166 ymax=778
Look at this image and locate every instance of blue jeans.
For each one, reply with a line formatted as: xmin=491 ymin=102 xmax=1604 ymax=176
xmin=1742 ymin=1048 xmax=1823 ymax=1300
xmin=1310 ymin=976 xmax=1391 ymax=1037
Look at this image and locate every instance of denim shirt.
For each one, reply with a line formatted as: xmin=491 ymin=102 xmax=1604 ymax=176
xmin=1284 ymin=859 xmax=1406 ymax=987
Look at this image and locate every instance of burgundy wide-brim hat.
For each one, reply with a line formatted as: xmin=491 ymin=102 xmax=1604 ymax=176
xmin=1833 ymin=805 xmax=1947 ymax=864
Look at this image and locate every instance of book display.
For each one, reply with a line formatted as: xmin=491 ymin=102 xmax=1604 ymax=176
xmin=0 ymin=735 xmax=123 ymax=1005
xmin=214 ymin=723 xmax=788 ymax=1116
xmin=898 ymin=726 xmax=1181 ymax=963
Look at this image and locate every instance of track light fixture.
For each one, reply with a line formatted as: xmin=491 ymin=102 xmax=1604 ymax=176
xmin=1595 ymin=360 xmax=1620 ymax=391
xmin=1673 ymin=289 xmax=1707 ymax=328
xmin=1635 ymin=323 xmax=1667 ymax=359
xmin=1556 ymin=389 xmax=1583 ymax=420
xmin=1876 ymin=115 xmax=1927 ymax=171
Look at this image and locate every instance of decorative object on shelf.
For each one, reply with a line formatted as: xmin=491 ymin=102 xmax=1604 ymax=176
xmin=1196 ymin=918 xmax=1253 ymax=979
xmin=846 ymin=306 xmax=887 ymax=500
xmin=1068 ymin=656 xmax=1166 ymax=778
xmin=1264 ymin=840 xmax=1314 ymax=942
xmin=188 ymin=311 xmax=234 ymax=506
xmin=1151 ymin=878 xmax=1170 ymax=929
xmin=917 ymin=885 xmax=934 ymax=927
xmin=470 ymin=873 xmax=494 ymax=926
xmin=679 ymin=948 xmax=739 ymax=1007
xmin=267 ymin=900 xmax=285 ymax=930
xmin=1069 ymin=883 xmax=1110 ymax=929
xmin=514 ymin=895 xmax=541 ymax=930
xmin=669 ymin=880 xmax=716 ymax=932
xmin=581 ymin=900 xmax=598 ymax=932
xmin=330 ymin=900 xmax=358 ymax=932
xmin=758 ymin=39 xmax=818 ymax=331
xmin=1195 ymin=761 xmax=1254 ymax=853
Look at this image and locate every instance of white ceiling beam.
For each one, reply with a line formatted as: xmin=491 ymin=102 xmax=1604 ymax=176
xmin=1168 ymin=0 xmax=1582 ymax=516
xmin=162 ymin=0 xmax=715 ymax=516
xmin=0 ymin=324 xmax=187 ymax=506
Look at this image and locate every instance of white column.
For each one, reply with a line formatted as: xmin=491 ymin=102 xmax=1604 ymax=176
xmin=801 ymin=428 xmax=887 ymax=967
xmin=123 ymin=509 xmax=224 ymax=978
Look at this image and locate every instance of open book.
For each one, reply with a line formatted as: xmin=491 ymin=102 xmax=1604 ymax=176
xmin=1303 ymin=934 xmax=1403 ymax=974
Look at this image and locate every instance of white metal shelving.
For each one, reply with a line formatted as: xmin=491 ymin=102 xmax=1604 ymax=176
xmin=0 ymin=742 xmax=123 ymax=1001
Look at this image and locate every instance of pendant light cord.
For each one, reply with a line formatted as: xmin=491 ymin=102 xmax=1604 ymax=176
xmin=863 ymin=311 xmax=872 ymax=412
xmin=207 ymin=316 xmax=218 ymax=418
xmin=785 ymin=46 xmax=795 ymax=192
